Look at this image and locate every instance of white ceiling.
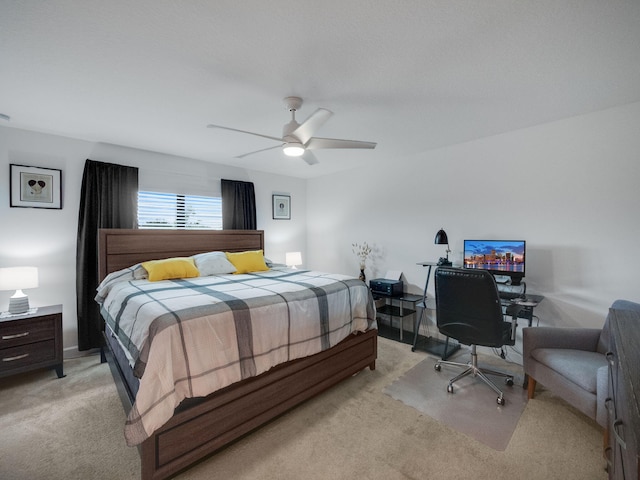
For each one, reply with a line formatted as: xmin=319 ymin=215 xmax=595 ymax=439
xmin=2 ymin=1 xmax=640 ymax=179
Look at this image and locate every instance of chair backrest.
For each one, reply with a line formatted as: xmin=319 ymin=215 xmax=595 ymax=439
xmin=435 ymin=266 xmax=509 ymax=347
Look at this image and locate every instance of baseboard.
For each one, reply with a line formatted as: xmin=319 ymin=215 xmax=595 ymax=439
xmin=63 ymin=346 xmax=101 ymax=359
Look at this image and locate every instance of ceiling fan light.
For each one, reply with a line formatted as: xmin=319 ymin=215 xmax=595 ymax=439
xmin=283 ymin=142 xmax=305 ymax=157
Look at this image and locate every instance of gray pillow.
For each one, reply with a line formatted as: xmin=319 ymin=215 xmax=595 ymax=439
xmin=192 ymin=251 xmax=237 ymax=275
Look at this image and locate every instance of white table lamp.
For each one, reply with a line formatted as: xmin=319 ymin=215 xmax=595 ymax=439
xmin=0 ymin=266 xmax=39 ymax=314
xmin=286 ymin=252 xmax=302 ymax=269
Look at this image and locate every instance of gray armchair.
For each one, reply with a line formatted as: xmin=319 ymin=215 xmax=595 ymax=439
xmin=523 ymin=299 xmax=640 ymax=427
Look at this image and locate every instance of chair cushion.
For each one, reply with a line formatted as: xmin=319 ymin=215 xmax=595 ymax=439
xmin=530 ymin=348 xmax=608 ymax=394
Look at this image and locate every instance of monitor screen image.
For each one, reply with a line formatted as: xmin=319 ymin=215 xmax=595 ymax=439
xmin=463 ymin=240 xmax=526 ymax=284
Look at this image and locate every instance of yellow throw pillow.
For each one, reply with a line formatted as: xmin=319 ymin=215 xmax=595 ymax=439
xmin=142 ymin=257 xmax=200 ymax=282
xmin=225 ymin=250 xmax=270 ymax=274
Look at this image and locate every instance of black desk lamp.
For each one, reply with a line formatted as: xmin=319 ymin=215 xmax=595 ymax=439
xmin=435 ymin=228 xmax=452 ymax=266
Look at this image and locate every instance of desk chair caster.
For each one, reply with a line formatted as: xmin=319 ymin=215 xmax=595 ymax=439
xmin=443 ymin=382 xmax=507 ymax=405
xmin=495 ymin=378 xmax=513 ymax=405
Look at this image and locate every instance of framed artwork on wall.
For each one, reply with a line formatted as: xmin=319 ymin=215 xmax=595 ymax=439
xmin=272 ymin=194 xmax=291 ymax=220
xmin=10 ymin=164 xmax=62 ymax=209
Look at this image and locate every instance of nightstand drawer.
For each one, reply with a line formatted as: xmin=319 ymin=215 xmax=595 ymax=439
xmin=0 ymin=339 xmax=56 ymax=373
xmin=0 ymin=317 xmax=56 ymax=348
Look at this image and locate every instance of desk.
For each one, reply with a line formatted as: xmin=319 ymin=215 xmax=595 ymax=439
xmin=412 ymin=264 xmax=544 ymax=359
xmin=500 ymin=293 xmax=544 ymax=327
xmin=412 ymin=262 xmax=461 ymax=360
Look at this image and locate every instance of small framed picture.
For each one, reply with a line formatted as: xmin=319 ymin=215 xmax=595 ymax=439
xmin=272 ymin=194 xmax=291 ymax=220
xmin=10 ymin=164 xmax=62 ymax=209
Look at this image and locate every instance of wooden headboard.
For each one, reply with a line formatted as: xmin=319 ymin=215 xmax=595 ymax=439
xmin=98 ymin=229 xmax=265 ymax=280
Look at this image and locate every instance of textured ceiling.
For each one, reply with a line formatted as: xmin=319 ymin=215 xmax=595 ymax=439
xmin=2 ymin=1 xmax=640 ymax=179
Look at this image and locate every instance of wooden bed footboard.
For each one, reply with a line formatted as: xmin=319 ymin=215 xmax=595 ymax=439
xmin=136 ymin=328 xmax=377 ymax=480
xmin=104 ymin=323 xmax=378 ymax=480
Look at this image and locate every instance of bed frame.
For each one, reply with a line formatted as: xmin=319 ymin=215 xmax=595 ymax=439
xmin=98 ymin=229 xmax=378 ymax=480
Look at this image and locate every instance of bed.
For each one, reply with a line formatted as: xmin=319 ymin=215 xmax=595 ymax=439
xmin=97 ymin=228 xmax=378 ymax=480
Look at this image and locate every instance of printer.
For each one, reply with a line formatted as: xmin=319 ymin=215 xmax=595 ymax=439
xmin=369 ymin=278 xmax=403 ymax=297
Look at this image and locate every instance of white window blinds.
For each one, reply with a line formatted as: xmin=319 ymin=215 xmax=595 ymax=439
xmin=137 ymin=191 xmax=222 ymax=230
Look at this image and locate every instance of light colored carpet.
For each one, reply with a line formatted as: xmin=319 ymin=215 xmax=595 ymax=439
xmin=383 ymin=348 xmax=527 ymax=450
xmin=0 ymin=337 xmax=607 ymax=480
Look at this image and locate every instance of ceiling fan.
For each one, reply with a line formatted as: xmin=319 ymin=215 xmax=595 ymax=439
xmin=207 ymin=96 xmax=377 ymax=165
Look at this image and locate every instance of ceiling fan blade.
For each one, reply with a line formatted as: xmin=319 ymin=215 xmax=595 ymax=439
xmin=292 ymin=108 xmax=333 ymax=144
xmin=235 ymin=144 xmax=282 ymax=159
xmin=306 ymin=137 xmax=377 ymax=150
xmin=301 ymin=150 xmax=319 ymax=166
xmin=207 ymin=124 xmax=283 ymax=143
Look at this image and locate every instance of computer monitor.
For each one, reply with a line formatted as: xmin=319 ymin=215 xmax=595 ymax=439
xmin=463 ymin=240 xmax=526 ymax=285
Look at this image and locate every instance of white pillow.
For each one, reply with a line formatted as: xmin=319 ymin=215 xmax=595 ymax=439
xmin=95 ymin=263 xmax=147 ymax=304
xmin=192 ymin=251 xmax=237 ymax=275
xmin=132 ymin=263 xmax=148 ymax=280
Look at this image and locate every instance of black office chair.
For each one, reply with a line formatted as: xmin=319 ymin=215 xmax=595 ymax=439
xmin=433 ymin=267 xmax=520 ymax=405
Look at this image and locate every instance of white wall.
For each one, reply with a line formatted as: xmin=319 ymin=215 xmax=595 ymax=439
xmin=306 ymin=102 xmax=640 ymax=359
xmin=4 ymin=101 xmax=639 ymax=359
xmin=0 ymin=126 xmax=306 ymax=354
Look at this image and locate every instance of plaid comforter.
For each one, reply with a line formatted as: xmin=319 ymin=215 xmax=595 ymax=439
xmin=96 ymin=268 xmax=376 ymax=446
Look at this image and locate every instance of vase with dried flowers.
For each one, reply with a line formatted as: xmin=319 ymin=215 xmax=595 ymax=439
xmin=352 ymin=242 xmax=372 ymax=282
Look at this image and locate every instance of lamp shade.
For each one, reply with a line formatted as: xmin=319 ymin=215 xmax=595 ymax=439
xmin=285 ymin=252 xmax=302 ymax=268
xmin=0 ymin=266 xmax=39 ymax=291
xmin=434 ymin=229 xmax=449 ymax=245
xmin=434 ymin=229 xmax=452 ymax=266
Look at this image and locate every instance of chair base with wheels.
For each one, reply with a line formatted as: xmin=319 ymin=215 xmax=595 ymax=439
xmin=435 ymin=344 xmax=514 ymax=405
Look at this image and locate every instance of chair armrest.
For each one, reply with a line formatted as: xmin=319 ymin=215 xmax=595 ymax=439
xmin=523 ymin=327 xmax=602 ymax=356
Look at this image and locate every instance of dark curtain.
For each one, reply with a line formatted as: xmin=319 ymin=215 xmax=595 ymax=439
xmin=221 ymin=179 xmax=257 ymax=230
xmin=76 ymin=159 xmax=138 ymax=350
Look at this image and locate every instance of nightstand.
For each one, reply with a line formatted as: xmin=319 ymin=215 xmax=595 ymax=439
xmin=0 ymin=304 xmax=65 ymax=379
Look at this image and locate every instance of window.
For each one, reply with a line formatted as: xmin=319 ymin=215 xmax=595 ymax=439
xmin=138 ymin=191 xmax=222 ymax=229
